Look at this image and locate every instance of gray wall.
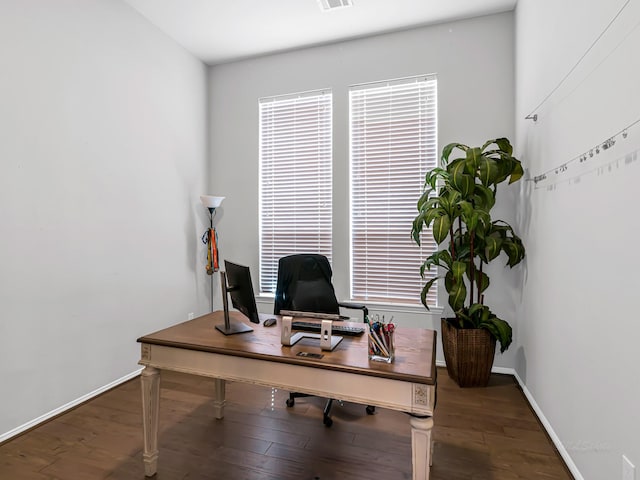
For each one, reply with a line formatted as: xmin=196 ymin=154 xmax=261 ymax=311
xmin=207 ymin=12 xmax=519 ymax=366
xmin=515 ymin=0 xmax=640 ymax=478
xmin=0 ymin=0 xmax=209 ymax=438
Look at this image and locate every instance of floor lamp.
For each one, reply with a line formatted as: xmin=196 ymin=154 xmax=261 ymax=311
xmin=200 ymin=195 xmax=225 ymax=312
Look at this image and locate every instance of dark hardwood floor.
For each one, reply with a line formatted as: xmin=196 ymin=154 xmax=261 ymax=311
xmin=0 ymin=368 xmax=572 ymax=479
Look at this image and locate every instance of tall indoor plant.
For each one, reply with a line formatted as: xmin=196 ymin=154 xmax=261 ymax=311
xmin=411 ymin=138 xmax=525 ymax=387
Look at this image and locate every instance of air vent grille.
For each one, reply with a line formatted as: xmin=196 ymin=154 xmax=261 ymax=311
xmin=317 ymin=0 xmax=353 ymax=11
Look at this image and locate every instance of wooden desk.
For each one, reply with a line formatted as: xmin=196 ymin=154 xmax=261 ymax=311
xmin=138 ymin=311 xmax=437 ymax=479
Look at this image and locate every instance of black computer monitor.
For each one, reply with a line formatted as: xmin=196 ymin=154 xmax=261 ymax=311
xmin=216 ymin=260 xmax=260 ymax=335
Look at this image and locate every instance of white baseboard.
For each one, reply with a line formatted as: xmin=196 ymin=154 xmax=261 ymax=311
xmin=436 ymin=359 xmax=514 ymax=376
xmin=435 ymin=360 xmax=582 ymax=479
xmin=511 ymin=369 xmax=584 ymax=480
xmin=0 ymin=368 xmax=143 ymax=444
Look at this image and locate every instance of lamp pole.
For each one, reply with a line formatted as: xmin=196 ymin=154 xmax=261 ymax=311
xmin=200 ymin=195 xmax=225 ymax=314
xmin=207 ymin=207 xmax=214 ymax=313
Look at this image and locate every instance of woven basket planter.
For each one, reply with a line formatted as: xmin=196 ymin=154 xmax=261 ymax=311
xmin=441 ymin=318 xmax=496 ymax=388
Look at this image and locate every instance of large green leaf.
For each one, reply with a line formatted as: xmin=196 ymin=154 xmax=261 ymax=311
xmin=494 ymin=159 xmax=511 ymax=184
xmin=421 ymin=250 xmax=453 ymax=277
xmin=480 ymin=317 xmax=513 ymax=353
xmin=461 ymin=208 xmax=478 ymax=233
xmin=444 ymin=270 xmax=454 ymax=293
xmin=450 ymin=163 xmax=475 ymax=197
xmin=458 ymin=201 xmax=475 ymax=220
xmin=412 ymin=206 xmax=440 ymax=244
xmin=476 ymin=270 xmax=490 ymax=294
xmin=416 ymin=189 xmax=432 ymax=210
xmin=432 ymin=214 xmax=451 ymax=244
xmin=456 ymin=303 xmax=487 ymax=329
xmin=424 ymin=207 xmax=444 ymax=228
xmin=478 ymin=156 xmax=500 ymax=186
xmin=462 ymin=303 xmax=513 ymax=352
xmin=448 ymin=260 xmax=468 ymax=311
xmin=473 ymin=184 xmax=496 ymax=210
xmin=411 ymin=220 xmax=423 ymax=245
xmin=451 ymin=260 xmax=466 ymax=279
xmin=509 ymin=160 xmax=524 ymax=184
xmin=493 ymin=137 xmax=513 ymax=156
xmin=419 ymin=260 xmax=428 ymax=278
xmin=413 ymin=196 xmax=448 ymax=244
xmin=420 ymin=277 xmax=438 ymax=310
xmin=464 ymin=147 xmax=483 ymax=171
xmin=448 ymin=280 xmax=467 ymax=312
xmin=476 ymin=209 xmax=492 ymax=231
xmin=452 ymin=231 xmax=471 ymax=261
xmin=484 ymin=235 xmax=502 ymax=261
xmin=439 ymin=190 xmax=462 ymax=221
xmin=481 ymin=138 xmax=505 ymax=153
xmin=468 ymin=303 xmax=485 ymax=317
xmin=502 ymin=238 xmax=525 ymax=267
xmin=423 ymin=167 xmax=447 ymax=189
xmin=441 ymin=143 xmax=467 ymax=165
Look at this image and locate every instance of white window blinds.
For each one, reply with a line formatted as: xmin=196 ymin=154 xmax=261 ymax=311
xmin=349 ymin=75 xmax=438 ymax=305
xmin=259 ymin=89 xmax=333 ymax=293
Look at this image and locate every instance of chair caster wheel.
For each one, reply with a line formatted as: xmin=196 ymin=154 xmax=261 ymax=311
xmin=323 ymin=416 xmax=333 ymax=427
xmin=286 ymin=398 xmax=295 ymax=407
xmin=366 ymin=405 xmax=376 ymax=415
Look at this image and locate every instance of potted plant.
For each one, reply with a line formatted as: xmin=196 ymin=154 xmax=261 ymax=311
xmin=411 ymin=138 xmax=525 ymax=387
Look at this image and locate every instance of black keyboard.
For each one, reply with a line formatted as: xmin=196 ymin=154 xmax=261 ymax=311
xmin=291 ymin=321 xmax=365 ymax=336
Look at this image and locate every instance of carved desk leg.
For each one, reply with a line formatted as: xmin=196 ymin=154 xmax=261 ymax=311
xmin=141 ymin=366 xmax=160 ymax=477
xmin=410 ymin=415 xmax=434 ymax=480
xmin=213 ymin=378 xmax=226 ymax=419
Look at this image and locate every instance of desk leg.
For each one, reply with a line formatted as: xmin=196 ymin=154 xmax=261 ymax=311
xmin=410 ymin=415 xmax=434 ymax=480
xmin=141 ymin=367 xmax=160 ymax=477
xmin=213 ymin=378 xmax=226 ymax=419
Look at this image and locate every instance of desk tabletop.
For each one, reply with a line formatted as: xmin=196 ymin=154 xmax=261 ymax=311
xmin=138 ymin=311 xmax=436 ymax=385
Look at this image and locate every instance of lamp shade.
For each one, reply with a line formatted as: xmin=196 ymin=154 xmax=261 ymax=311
xmin=200 ymin=195 xmax=225 ymax=209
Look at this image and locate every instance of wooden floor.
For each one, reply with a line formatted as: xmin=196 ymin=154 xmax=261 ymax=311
xmin=0 ymin=368 xmax=572 ymax=480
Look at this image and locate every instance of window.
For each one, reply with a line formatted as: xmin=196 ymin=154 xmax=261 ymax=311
xmin=259 ymin=89 xmax=333 ymax=293
xmin=350 ymin=75 xmax=438 ymax=305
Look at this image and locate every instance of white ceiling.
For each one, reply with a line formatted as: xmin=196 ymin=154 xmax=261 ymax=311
xmin=123 ymin=0 xmax=517 ymax=65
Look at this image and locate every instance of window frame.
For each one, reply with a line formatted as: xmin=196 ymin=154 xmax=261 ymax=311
xmin=258 ymin=88 xmax=334 ymax=294
xmin=348 ymin=74 xmax=438 ymax=307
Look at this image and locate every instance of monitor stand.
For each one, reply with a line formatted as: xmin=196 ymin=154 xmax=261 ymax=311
xmin=280 ymin=317 xmax=342 ymax=350
xmin=216 ymin=272 xmax=254 ymax=335
xmin=288 ymin=332 xmax=343 ymax=351
xmin=215 ymin=321 xmax=253 ymax=335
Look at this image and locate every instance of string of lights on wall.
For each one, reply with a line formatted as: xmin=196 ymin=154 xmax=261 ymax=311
xmin=531 ymin=117 xmax=640 ymax=186
xmin=523 ymin=0 xmax=638 ymax=190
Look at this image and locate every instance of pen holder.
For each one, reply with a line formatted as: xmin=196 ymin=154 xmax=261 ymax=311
xmin=368 ymin=324 xmax=394 ymax=363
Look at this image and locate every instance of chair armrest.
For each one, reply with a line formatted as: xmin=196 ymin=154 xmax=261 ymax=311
xmin=338 ymin=302 xmax=368 ymax=321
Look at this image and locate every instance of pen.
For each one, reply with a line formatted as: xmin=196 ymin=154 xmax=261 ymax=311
xmin=370 ymin=328 xmax=389 ymax=357
xmin=368 ymin=316 xmax=395 ymax=359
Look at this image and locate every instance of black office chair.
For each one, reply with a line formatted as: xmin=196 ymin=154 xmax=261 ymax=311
xmin=274 ymin=254 xmax=375 ymax=427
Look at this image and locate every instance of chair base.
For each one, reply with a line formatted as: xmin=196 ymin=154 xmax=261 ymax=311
xmin=286 ymin=392 xmax=376 ymax=427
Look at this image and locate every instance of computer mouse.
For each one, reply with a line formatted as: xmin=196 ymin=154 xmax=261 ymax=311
xmin=263 ymin=318 xmax=277 ymax=327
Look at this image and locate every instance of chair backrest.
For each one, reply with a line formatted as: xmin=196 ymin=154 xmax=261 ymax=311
xmin=273 ymin=254 xmax=340 ymax=315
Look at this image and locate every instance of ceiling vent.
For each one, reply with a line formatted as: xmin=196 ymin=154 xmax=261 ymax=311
xmin=317 ymin=0 xmax=353 ymax=12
